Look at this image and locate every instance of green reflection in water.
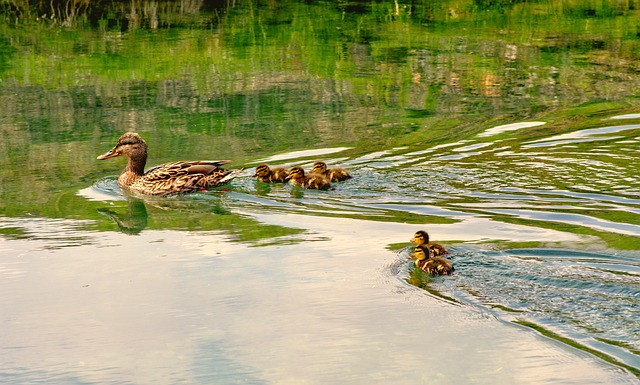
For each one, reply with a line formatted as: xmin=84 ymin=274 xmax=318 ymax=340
xmin=0 ymin=0 xmax=639 ymax=249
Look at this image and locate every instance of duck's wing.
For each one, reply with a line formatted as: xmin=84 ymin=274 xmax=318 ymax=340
xmin=143 ymin=160 xmax=231 ymax=181
xmin=305 ymin=174 xmax=333 ymax=190
xmin=327 ymin=168 xmax=352 ymax=182
xmin=425 ymin=257 xmax=454 ymax=275
xmin=271 ymin=167 xmax=289 ymax=183
xmin=430 ymin=243 xmax=449 ymax=257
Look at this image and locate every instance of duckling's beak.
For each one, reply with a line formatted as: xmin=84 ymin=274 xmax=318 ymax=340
xmin=284 ymin=175 xmax=291 ymax=181
xmin=97 ymin=148 xmax=120 ymax=160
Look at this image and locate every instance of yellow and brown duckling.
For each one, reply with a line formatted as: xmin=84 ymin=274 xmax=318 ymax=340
xmin=97 ymin=132 xmax=243 ymax=196
xmin=413 ymin=244 xmax=455 ymax=276
xmin=410 ymin=230 xmax=449 ymax=258
xmin=285 ymin=166 xmax=333 ymax=190
xmin=310 ymin=161 xmax=352 ymax=183
xmin=252 ymin=164 xmax=289 ymax=183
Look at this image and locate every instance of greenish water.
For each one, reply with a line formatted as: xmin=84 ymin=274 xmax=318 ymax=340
xmin=1 ymin=1 xmax=639 ymax=383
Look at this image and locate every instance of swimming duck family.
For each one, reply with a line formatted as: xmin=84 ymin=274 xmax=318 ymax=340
xmin=311 ymin=161 xmax=352 ymax=182
xmin=410 ymin=230 xmax=449 ymax=257
xmin=285 ymin=166 xmax=333 ymax=190
xmin=97 ymin=132 xmax=243 ymax=196
xmin=413 ymin=244 xmax=455 ymax=275
xmin=252 ymin=164 xmax=289 ymax=183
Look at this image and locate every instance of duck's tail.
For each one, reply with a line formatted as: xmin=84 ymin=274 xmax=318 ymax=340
xmin=220 ymin=168 xmax=245 ymax=184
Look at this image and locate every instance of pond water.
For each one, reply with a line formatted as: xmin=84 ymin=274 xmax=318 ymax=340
xmin=1 ymin=1 xmax=639 ymax=384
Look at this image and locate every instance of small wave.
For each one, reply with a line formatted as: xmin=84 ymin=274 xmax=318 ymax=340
xmin=255 ymin=147 xmax=351 ymax=163
xmin=77 ymin=177 xmax=126 ymax=202
xmin=477 ymin=121 xmax=546 ymax=138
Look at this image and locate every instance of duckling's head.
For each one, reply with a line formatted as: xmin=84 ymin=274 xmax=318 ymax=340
xmin=97 ymin=132 xmax=148 ymax=163
xmin=253 ymin=164 xmax=271 ymax=178
xmin=410 ymin=230 xmax=429 ymax=246
xmin=311 ymin=161 xmax=328 ymax=174
xmin=413 ymin=244 xmax=432 ymax=261
xmin=285 ymin=166 xmax=305 ymax=181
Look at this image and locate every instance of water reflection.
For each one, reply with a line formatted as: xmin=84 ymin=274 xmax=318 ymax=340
xmin=97 ymin=198 xmax=148 ymax=235
xmin=1 ymin=217 xmax=636 ymax=384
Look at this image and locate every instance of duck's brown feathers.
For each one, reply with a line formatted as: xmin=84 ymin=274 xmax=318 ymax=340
xmin=416 ymin=256 xmax=455 ymax=276
xmin=98 ymin=133 xmax=243 ymax=196
xmin=311 ymin=161 xmax=352 ymax=183
xmin=427 ymin=243 xmax=449 ymax=258
xmin=286 ymin=166 xmax=332 ymax=190
xmin=127 ymin=160 xmax=240 ymax=195
xmin=410 ymin=230 xmax=449 ymax=257
xmin=253 ymin=164 xmax=288 ymax=183
xmin=413 ymin=245 xmax=454 ymax=276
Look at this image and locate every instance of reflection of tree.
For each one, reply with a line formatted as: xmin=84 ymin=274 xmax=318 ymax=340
xmin=4 ymin=0 xmax=211 ymax=29
xmin=98 ymin=198 xmax=148 ymax=235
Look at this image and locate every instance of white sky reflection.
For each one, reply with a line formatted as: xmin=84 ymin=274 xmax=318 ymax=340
xmin=0 ymin=217 xmax=636 ymax=384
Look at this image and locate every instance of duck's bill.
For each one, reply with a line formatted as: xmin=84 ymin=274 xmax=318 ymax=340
xmin=97 ymin=149 xmax=120 ymax=160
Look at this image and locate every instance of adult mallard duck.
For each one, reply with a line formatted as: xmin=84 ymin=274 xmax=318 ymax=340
xmin=97 ymin=132 xmax=243 ymax=196
xmin=413 ymin=245 xmax=455 ymax=275
xmin=310 ymin=161 xmax=352 ymax=182
xmin=252 ymin=164 xmax=288 ymax=183
xmin=285 ymin=166 xmax=333 ymax=190
xmin=410 ymin=230 xmax=449 ymax=257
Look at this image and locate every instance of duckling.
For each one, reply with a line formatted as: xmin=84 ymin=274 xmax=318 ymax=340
xmin=252 ymin=164 xmax=288 ymax=183
xmin=310 ymin=161 xmax=352 ymax=182
xmin=285 ymin=166 xmax=333 ymax=190
xmin=410 ymin=230 xmax=449 ymax=257
xmin=97 ymin=132 xmax=243 ymax=196
xmin=413 ymin=245 xmax=455 ymax=275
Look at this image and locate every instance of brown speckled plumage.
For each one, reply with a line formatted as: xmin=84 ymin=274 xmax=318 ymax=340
xmin=310 ymin=161 xmax=352 ymax=183
xmin=285 ymin=166 xmax=332 ymax=190
xmin=97 ymin=132 xmax=243 ymax=196
xmin=413 ymin=245 xmax=454 ymax=275
xmin=410 ymin=230 xmax=449 ymax=257
xmin=252 ymin=164 xmax=288 ymax=183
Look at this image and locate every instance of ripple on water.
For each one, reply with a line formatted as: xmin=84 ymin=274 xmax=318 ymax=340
xmin=477 ymin=121 xmax=546 ymax=138
xmin=77 ymin=177 xmax=126 ymax=201
xmin=417 ymin=247 xmax=640 ymax=370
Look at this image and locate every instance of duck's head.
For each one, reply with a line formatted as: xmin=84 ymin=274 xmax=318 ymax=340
xmin=285 ymin=166 xmax=305 ymax=181
xmin=97 ymin=132 xmax=148 ymax=162
xmin=311 ymin=161 xmax=327 ymax=174
xmin=410 ymin=230 xmax=429 ymax=246
xmin=253 ymin=164 xmax=271 ymax=178
xmin=413 ymin=244 xmax=432 ymax=261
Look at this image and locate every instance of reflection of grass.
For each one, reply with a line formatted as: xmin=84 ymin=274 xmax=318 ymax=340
xmin=476 ymin=213 xmax=640 ymax=251
xmin=489 ymin=304 xmax=524 ymax=313
xmin=406 ymin=267 xmax=459 ymax=304
xmin=0 ymin=226 xmax=29 ymax=240
xmin=595 ymin=338 xmax=640 ymax=356
xmin=514 ymin=320 xmax=640 ymax=378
